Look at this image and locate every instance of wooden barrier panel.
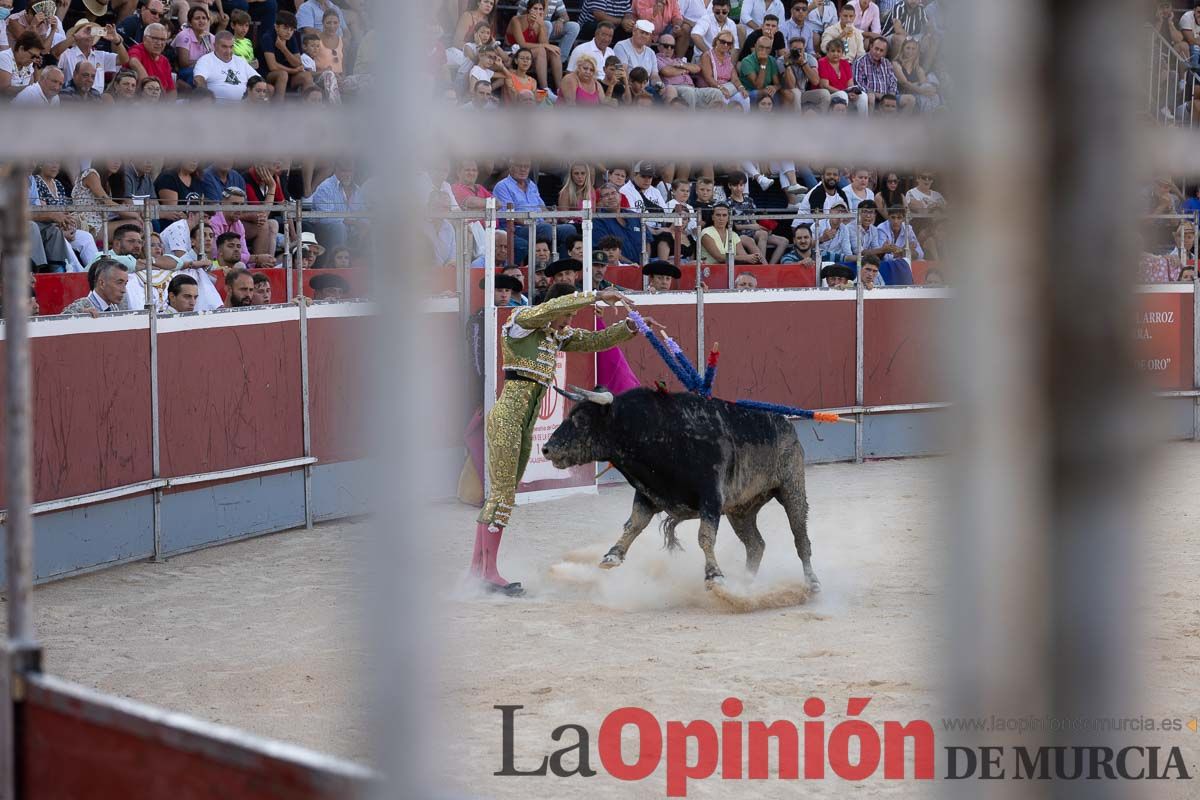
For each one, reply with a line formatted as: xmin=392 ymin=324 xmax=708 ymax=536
xmin=863 ymin=294 xmax=946 ymax=406
xmin=0 ymin=322 xmax=153 ymax=506
xmin=20 ymin=674 xmax=372 ymax=800
xmin=1134 ymin=289 xmax=1195 ymax=391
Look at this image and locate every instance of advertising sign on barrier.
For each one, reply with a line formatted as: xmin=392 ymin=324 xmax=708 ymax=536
xmin=1133 ymin=290 xmax=1194 ymax=391
xmin=520 ymin=353 xmax=569 ymax=484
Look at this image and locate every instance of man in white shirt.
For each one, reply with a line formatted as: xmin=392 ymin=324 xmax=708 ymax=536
xmin=567 ymin=21 xmax=616 ymax=72
xmin=12 ymin=66 xmax=62 ymax=106
xmin=193 ymin=31 xmax=259 ymax=102
xmin=1181 ymin=1 xmax=1200 ymax=67
xmin=820 ymin=2 xmax=865 ymax=60
xmin=57 ymin=20 xmax=128 ymax=94
xmin=691 ymin=0 xmax=738 ymax=55
xmin=614 ymin=20 xmax=660 ymax=82
xmin=740 ymin=0 xmax=784 ymax=33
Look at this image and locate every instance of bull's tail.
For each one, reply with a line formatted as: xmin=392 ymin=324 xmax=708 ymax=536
xmin=660 ymin=516 xmax=684 ymax=552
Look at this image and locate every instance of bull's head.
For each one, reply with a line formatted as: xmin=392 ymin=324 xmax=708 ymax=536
xmin=542 ymin=386 xmax=613 ymax=469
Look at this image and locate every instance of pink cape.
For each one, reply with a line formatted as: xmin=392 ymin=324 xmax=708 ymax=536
xmin=595 ymin=317 xmax=641 ymax=395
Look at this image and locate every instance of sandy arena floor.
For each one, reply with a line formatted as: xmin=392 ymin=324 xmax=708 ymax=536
xmin=3 ymin=448 xmax=1199 ymax=798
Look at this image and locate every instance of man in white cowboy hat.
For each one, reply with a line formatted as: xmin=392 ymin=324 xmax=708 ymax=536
xmin=79 ymin=0 xmax=121 ymax=26
xmin=58 ymin=18 xmax=128 ymax=94
xmin=292 ymin=231 xmax=325 ymax=270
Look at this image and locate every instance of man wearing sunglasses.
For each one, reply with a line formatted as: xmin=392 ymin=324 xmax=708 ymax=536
xmin=117 ymin=0 xmax=164 ymax=48
xmin=690 ymin=0 xmax=737 ymax=56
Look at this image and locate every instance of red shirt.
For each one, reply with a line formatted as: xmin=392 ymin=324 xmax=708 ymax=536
xmin=244 ymin=168 xmax=286 ymax=204
xmin=128 ymin=43 xmax=176 ymax=92
xmin=817 ymin=57 xmax=853 ymax=92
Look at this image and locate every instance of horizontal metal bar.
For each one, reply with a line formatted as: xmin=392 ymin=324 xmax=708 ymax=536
xmin=0 ymin=107 xmax=357 ymax=159
xmin=0 ymin=457 xmax=318 ymax=522
xmin=1154 ymin=389 xmax=1200 ymax=397
xmin=25 ymin=672 xmax=376 ymax=784
xmin=806 ymin=401 xmax=951 ymax=417
xmin=163 ymin=457 xmax=316 ymax=488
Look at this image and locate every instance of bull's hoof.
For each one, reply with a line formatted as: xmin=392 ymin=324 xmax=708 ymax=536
xmin=598 ymin=552 xmax=623 ymax=569
xmin=806 ymin=574 xmax=822 ymax=593
xmin=704 ymin=572 xmax=725 ymax=590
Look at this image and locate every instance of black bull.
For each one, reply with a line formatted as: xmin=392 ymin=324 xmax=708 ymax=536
xmin=542 ymin=388 xmax=819 ymax=589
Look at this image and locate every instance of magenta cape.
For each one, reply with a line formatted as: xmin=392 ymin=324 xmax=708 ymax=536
xmin=595 ymin=316 xmax=641 ymax=395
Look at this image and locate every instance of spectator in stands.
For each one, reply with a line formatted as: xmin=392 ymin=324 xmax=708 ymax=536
xmin=92 ymin=223 xmax=144 ymax=272
xmin=858 ymin=253 xmax=883 ymax=288
xmin=817 ymin=38 xmax=865 ymax=113
xmin=559 ymin=53 xmax=612 ymax=105
xmin=0 ymin=32 xmax=44 ymax=97
xmin=59 ymin=21 xmax=128 ymax=94
xmin=742 ymin=0 xmax=785 ymax=36
xmin=591 ymin=182 xmax=644 ymax=263
xmin=821 ymin=262 xmax=853 ymax=288
xmin=63 ymin=258 xmax=130 ymax=316
xmin=557 ymin=161 xmax=595 ymax=211
xmin=734 ymin=271 xmax=759 ymax=290
xmin=310 ymin=159 xmax=367 ymax=252
xmin=214 ymin=231 xmax=247 ymax=272
xmin=224 ymin=11 xmax=258 ymax=69
xmin=224 ymin=268 xmax=255 ymax=307
xmin=738 ymin=32 xmax=788 ymax=108
xmin=262 ymin=10 xmax=313 ymax=100
xmin=107 ymin=68 xmax=139 ymax=100
xmin=780 ymin=1 xmax=810 ymax=55
xmin=5 ymin=1 xmax=61 ymax=54
xmin=698 ymin=31 xmax=748 ymax=109
xmin=138 ymin=75 xmax=163 ymax=101
xmin=642 ymin=259 xmax=680 ymax=292
xmin=507 ymin=0 xmax=562 ymax=91
xmin=165 ymin=274 xmax=199 ymax=313
xmin=330 ymin=246 xmax=352 ymax=269
xmin=123 ymin=159 xmax=156 ymax=203
xmin=822 ymin=2 xmax=865 ymax=60
xmin=310 ymin=272 xmax=350 ymax=300
xmin=298 ymin=0 xmax=346 ymax=35
xmin=701 ymin=203 xmax=760 ymax=263
xmin=781 ymin=224 xmax=817 ymax=265
xmin=725 ymin=170 xmax=787 ymax=262
xmin=59 ymin=212 xmax=101 ymax=272
xmin=632 ymin=0 xmax=681 ymax=38
xmin=615 ymin=19 xmax=659 ymax=80
xmin=579 ymin=0 xmax=634 ymax=46
xmin=12 ymin=64 xmax=62 ymax=105
xmin=172 ymin=6 xmax=214 ymax=87
xmin=664 ymin=178 xmax=698 ymax=254
xmin=654 ymin=32 xmax=719 ymax=108
xmin=1182 ymin=1 xmax=1200 ymax=69
xmin=892 ymin=35 xmax=939 ymax=111
xmin=250 ymin=272 xmax=272 ymax=305
xmin=781 ymin=33 xmax=829 ymax=111
xmin=597 ymin=233 xmax=633 ymax=265
xmin=470 ymin=230 xmax=510 ymax=267
xmin=519 ymin=0 xmax=579 ymax=64
xmin=853 ymin=34 xmax=906 ymax=112
xmin=293 ymin=230 xmax=323 ymax=271
xmin=127 ymin=22 xmax=175 ymax=98
xmin=797 ymin=165 xmax=849 ymax=219
xmin=60 ymin=61 xmax=105 ymax=102
xmin=211 ymin=186 xmax=274 ymax=266
xmin=194 ymin=31 xmax=259 ymax=102
xmin=117 ymin=0 xmax=163 ymax=48
xmin=27 ymin=163 xmax=73 ymax=273
xmin=492 ymin=158 xmax=576 ymax=264
xmin=692 ymin=0 xmax=737 ymax=56
xmin=904 ymin=170 xmax=944 ymax=211
xmin=874 ymin=171 xmax=903 ymax=221
xmin=874 ymin=205 xmax=921 ymax=260
xmin=501 ymin=266 xmax=531 ymax=304
xmin=851 ymin=0 xmax=882 ymax=44
xmin=883 ymin=0 xmax=937 ymax=68
xmin=803 ymin=0 xmax=838 ymax=54
xmin=545 ymin=258 xmax=580 ymax=288
xmin=454 ymin=0 xmax=498 ymax=46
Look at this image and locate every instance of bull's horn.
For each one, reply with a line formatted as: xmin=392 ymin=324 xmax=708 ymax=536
xmin=568 ymin=385 xmax=613 ymax=405
xmin=552 ymin=385 xmax=587 ymax=402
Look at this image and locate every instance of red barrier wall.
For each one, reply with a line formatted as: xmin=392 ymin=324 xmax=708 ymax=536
xmin=863 ymin=296 xmax=946 ymax=405
xmin=1134 ymin=291 xmax=1194 ymax=391
xmin=35 ymin=270 xmax=366 ymax=316
xmin=0 ymin=329 xmax=153 ymax=507
xmin=158 ymin=322 xmax=304 ymax=477
xmin=307 ymin=315 xmax=371 ymax=464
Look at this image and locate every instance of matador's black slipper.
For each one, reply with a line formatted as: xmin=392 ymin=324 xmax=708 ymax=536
xmin=484 ymin=581 xmax=525 ymax=597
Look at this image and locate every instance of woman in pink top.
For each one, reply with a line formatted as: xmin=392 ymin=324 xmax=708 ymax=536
xmin=699 ymin=33 xmax=749 ymax=110
xmin=451 ymin=160 xmax=493 ymax=226
xmin=172 ymin=6 xmax=215 ymax=82
xmin=557 ymin=54 xmax=609 ymax=106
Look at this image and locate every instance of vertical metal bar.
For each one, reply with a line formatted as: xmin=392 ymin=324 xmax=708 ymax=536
xmin=695 ymin=273 xmax=704 ymax=372
xmin=1 ymin=169 xmax=43 ymax=800
xmin=294 ymin=200 xmax=305 ymax=301
xmin=854 ymin=276 xmax=864 ymax=463
xmin=482 ymin=199 xmax=498 ymax=501
xmin=551 ymin=222 xmax=559 ymax=260
xmin=581 ymin=200 xmax=593 ymax=291
xmin=725 ymin=216 xmax=734 ymax=289
xmin=903 ymin=206 xmax=912 ymax=263
xmin=640 ymin=218 xmax=648 ymax=265
xmin=283 ymin=205 xmax=293 ymax=302
xmin=143 ymin=202 xmax=163 ymax=561
xmin=299 ymin=273 xmax=313 ymax=531
xmin=526 ymin=222 xmax=535 ymax=294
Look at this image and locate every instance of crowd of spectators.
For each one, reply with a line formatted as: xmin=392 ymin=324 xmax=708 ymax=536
xmin=443 ymin=0 xmax=947 ymax=115
xmin=1 ymin=0 xmax=372 ymax=105
xmin=428 ymin=155 xmax=949 ymax=294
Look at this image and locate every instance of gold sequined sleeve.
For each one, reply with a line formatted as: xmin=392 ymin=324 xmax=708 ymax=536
xmin=510 ymin=291 xmax=597 ymax=332
xmin=561 ymin=318 xmax=637 ymax=352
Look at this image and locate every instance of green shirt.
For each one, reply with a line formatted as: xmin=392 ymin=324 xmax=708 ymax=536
xmin=233 ymin=37 xmax=257 ymax=66
xmin=737 ymin=52 xmax=779 ymax=92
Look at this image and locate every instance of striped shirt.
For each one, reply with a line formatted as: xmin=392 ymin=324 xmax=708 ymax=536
xmin=883 ymin=1 xmax=927 ymax=37
xmin=852 ymin=52 xmax=897 ymax=95
xmin=580 ymin=0 xmax=632 ymax=26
